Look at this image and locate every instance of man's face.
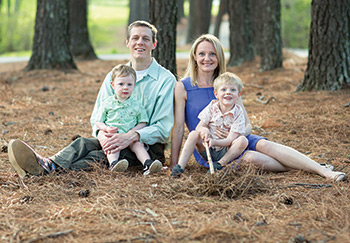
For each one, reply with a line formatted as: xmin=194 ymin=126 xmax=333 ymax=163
xmin=126 ymin=26 xmax=157 ymax=61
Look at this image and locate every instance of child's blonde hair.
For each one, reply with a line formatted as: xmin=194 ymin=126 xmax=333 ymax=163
xmin=213 ymin=72 xmax=243 ymax=93
xmin=111 ymin=64 xmax=136 ymax=83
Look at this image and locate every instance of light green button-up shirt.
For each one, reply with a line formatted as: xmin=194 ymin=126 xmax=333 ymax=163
xmin=91 ymin=59 xmax=176 ymax=145
xmin=94 ymin=96 xmax=148 ymax=134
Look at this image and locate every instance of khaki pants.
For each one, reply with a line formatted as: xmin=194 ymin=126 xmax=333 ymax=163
xmin=51 ymin=137 xmax=165 ymax=171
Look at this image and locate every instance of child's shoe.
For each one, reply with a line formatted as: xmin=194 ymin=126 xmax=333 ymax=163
xmin=109 ymin=159 xmax=129 ymax=172
xmin=170 ymin=164 xmax=184 ymax=177
xmin=143 ymin=159 xmax=162 ymax=175
xmin=208 ymin=161 xmax=223 ymax=174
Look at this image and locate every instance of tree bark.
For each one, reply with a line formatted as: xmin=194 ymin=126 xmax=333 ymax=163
xmin=177 ymin=0 xmax=184 ymax=23
xmin=128 ymin=0 xmax=149 ymax=25
xmin=26 ymin=0 xmax=76 ymax=71
xmin=259 ymin=0 xmax=282 ymax=71
xmin=227 ymin=0 xmax=254 ymax=66
xmin=69 ymin=0 xmax=97 ymax=60
xmin=214 ymin=0 xmax=227 ymax=38
xmin=298 ymin=0 xmax=350 ymax=91
xmin=149 ymin=0 xmax=177 ymax=78
xmin=186 ymin=0 xmax=213 ymax=43
xmin=250 ymin=0 xmax=263 ymax=56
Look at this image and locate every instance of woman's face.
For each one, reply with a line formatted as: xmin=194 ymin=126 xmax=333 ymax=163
xmin=194 ymin=41 xmax=218 ymax=73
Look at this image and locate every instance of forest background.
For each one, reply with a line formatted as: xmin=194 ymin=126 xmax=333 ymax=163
xmin=1 ymin=0 xmax=350 ymax=242
xmin=0 ymin=0 xmax=311 ymax=57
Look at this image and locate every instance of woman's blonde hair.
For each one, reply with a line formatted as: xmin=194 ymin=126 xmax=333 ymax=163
xmin=184 ymin=34 xmax=226 ymax=86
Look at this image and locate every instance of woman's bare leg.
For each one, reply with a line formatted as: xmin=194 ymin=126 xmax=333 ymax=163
xmin=242 ymin=150 xmax=291 ymax=172
xmin=255 ymin=140 xmax=345 ymax=180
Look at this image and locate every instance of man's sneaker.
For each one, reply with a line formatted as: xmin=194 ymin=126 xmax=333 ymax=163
xmin=208 ymin=161 xmax=224 ymax=174
xmin=8 ymin=139 xmax=55 ymax=178
xmin=143 ymin=159 xmax=162 ymax=175
xmin=109 ymin=159 xmax=129 ymax=172
xmin=170 ymin=164 xmax=184 ymax=177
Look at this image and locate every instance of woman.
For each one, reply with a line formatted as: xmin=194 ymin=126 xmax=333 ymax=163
xmin=170 ymin=34 xmax=345 ymax=181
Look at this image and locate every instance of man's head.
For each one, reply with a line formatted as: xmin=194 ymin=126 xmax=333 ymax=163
xmin=127 ymin=20 xmax=158 ymax=43
xmin=126 ymin=21 xmax=158 ymax=63
xmin=111 ymin=64 xmax=137 ymax=102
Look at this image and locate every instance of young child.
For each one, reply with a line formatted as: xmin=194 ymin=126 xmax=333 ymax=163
xmin=95 ymin=64 xmax=162 ymax=175
xmin=171 ymin=72 xmax=248 ymax=176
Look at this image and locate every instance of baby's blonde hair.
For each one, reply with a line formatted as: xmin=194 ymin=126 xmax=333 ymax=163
xmin=213 ymin=72 xmax=243 ymax=93
xmin=111 ymin=64 xmax=136 ymax=83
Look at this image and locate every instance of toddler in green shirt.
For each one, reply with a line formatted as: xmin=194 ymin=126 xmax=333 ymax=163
xmin=95 ymin=64 xmax=162 ymax=175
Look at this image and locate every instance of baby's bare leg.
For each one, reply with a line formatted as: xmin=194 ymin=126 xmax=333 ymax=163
xmin=178 ymin=130 xmax=204 ymax=169
xmin=218 ymin=136 xmax=248 ymax=165
xmin=129 ymin=141 xmax=150 ymax=165
xmin=107 ymin=151 xmax=120 ymax=165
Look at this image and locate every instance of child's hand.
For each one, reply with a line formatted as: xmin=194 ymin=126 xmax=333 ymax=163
xmin=106 ymin=126 xmax=118 ymax=134
xmin=208 ymin=138 xmax=215 ymax=148
xmin=199 ymin=129 xmax=210 ymax=142
xmin=215 ymin=127 xmax=229 ymax=139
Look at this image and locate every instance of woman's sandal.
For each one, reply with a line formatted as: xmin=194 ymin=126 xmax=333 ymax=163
xmin=320 ymin=163 xmax=334 ymax=171
xmin=334 ymin=173 xmax=346 ymax=182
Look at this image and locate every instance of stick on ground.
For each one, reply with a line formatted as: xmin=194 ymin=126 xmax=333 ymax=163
xmin=204 ymin=142 xmax=214 ymax=174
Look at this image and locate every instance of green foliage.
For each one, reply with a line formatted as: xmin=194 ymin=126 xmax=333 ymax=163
xmin=281 ymin=0 xmax=311 ymax=49
xmin=0 ymin=0 xmax=35 ymax=54
xmin=0 ymin=0 xmax=312 ymax=56
xmin=88 ymin=1 xmax=129 ymax=54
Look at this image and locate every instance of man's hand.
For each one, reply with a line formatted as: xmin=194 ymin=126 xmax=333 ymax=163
xmin=102 ymin=130 xmax=140 ymax=154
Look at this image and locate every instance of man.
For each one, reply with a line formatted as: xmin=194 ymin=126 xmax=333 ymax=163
xmin=8 ymin=21 xmax=176 ymax=177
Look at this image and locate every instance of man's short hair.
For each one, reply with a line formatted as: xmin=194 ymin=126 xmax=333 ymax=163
xmin=127 ymin=20 xmax=158 ymax=43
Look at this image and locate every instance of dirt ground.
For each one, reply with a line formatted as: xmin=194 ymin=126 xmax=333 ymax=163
xmin=1 ymin=52 xmax=350 ymax=242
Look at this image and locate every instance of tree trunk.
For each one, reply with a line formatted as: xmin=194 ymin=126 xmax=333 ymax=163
xmin=69 ymin=0 xmax=97 ymax=60
xmin=186 ymin=0 xmax=213 ymax=43
xmin=149 ymin=0 xmax=177 ymax=78
xmin=227 ymin=0 xmax=254 ymax=66
xmin=14 ymin=0 xmax=20 ymax=12
xmin=250 ymin=0 xmax=263 ymax=56
xmin=26 ymin=0 xmax=76 ymax=71
xmin=298 ymin=0 xmax=350 ymax=91
xmin=177 ymin=0 xmax=184 ymax=23
xmin=128 ymin=0 xmax=149 ymax=25
xmin=7 ymin=0 xmax=10 ymax=16
xmin=259 ymin=0 xmax=282 ymax=71
xmin=214 ymin=0 xmax=227 ymax=38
